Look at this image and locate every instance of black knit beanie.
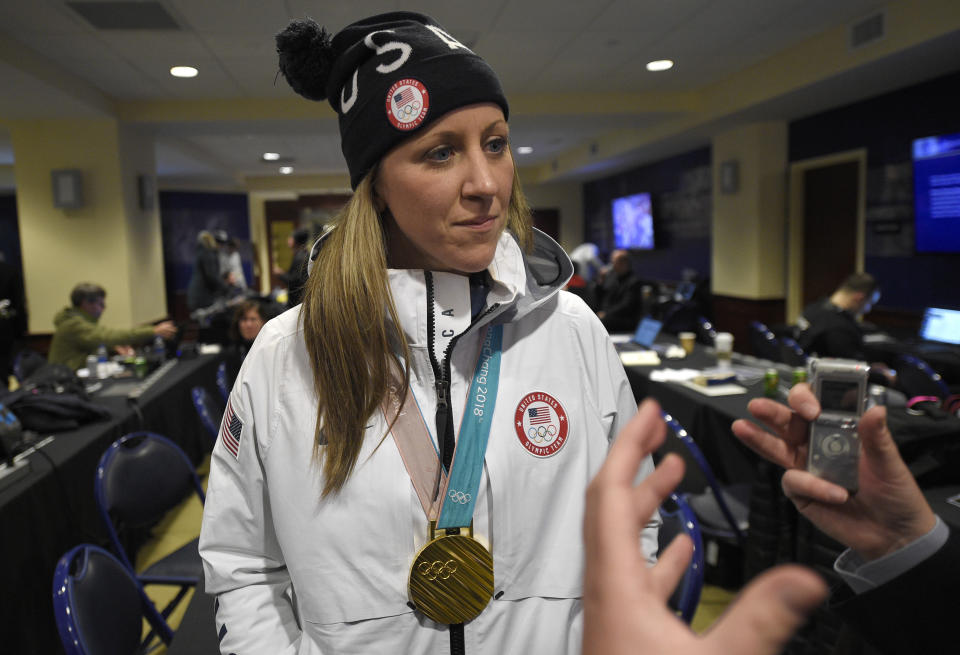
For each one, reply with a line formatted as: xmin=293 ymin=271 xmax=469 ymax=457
xmin=276 ymin=11 xmax=509 ymax=189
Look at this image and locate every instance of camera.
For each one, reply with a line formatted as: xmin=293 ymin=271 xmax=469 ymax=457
xmin=806 ymin=357 xmax=869 ymax=493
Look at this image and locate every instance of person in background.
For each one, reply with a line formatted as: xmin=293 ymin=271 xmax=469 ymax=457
xmin=200 ymin=12 xmax=658 ymax=654
xmin=732 ymin=385 xmax=955 ymax=655
xmin=0 ymin=254 xmax=27 ymax=386
xmin=593 ymin=248 xmax=644 ymax=332
xmin=216 ymin=231 xmax=249 ymax=291
xmin=47 ymin=283 xmax=176 ymax=371
xmin=583 ymin=399 xmax=827 ymax=655
xmin=272 ymin=227 xmax=310 ymax=307
xmin=188 ymin=230 xmax=235 ymax=311
xmin=796 ymin=272 xmax=895 ymax=384
xmin=227 ymin=298 xmax=279 ymax=361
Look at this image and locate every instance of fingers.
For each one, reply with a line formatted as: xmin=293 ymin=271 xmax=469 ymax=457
xmin=745 ymin=397 xmax=808 ymax=448
xmin=856 ymin=406 xmax=901 ymax=471
xmin=731 ymin=419 xmax=794 ymax=469
xmin=631 ymin=454 xmax=685 ymax=526
xmin=647 ymin=533 xmax=694 ymax=602
xmin=781 ymin=469 xmax=849 ymax=506
xmin=706 ymin=565 xmax=827 ymax=655
xmin=598 ymin=399 xmax=666 ymax=485
xmin=786 ymin=383 xmax=820 ymax=422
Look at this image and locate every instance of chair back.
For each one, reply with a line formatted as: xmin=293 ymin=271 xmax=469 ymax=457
xmin=748 ymin=320 xmax=782 ymax=361
xmin=659 ymin=493 xmax=704 ymax=623
xmin=192 ymin=386 xmax=223 ymax=443
xmin=662 ymin=412 xmax=747 ymax=544
xmin=896 ymin=354 xmax=950 ymax=399
xmin=95 ymin=432 xmax=205 ymax=572
xmin=696 ymin=316 xmax=718 ymax=344
xmin=52 ymin=544 xmax=173 ymax=655
xmin=216 ymin=362 xmax=230 ymax=403
xmin=779 ymin=337 xmax=808 ymax=367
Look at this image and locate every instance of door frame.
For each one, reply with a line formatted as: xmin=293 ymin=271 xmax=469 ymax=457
xmin=786 ymin=148 xmax=867 ymax=322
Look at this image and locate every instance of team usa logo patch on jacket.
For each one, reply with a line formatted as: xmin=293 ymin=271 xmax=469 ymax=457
xmin=386 ymin=78 xmax=429 ymax=130
xmin=220 ymin=399 xmax=243 ymax=460
xmin=514 ymin=392 xmax=568 ymax=457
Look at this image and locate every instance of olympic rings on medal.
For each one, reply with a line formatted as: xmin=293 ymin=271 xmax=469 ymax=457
xmin=418 ymin=559 xmax=458 ymax=581
xmin=448 ymin=489 xmax=472 ymax=504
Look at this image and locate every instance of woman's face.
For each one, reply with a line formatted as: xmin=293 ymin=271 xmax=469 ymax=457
xmin=375 ymin=103 xmax=513 ymax=274
xmin=238 ymin=308 xmax=265 ymax=342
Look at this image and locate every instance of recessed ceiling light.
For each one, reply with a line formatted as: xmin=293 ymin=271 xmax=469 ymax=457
xmin=262 ymin=152 xmax=280 ymax=161
xmin=279 ymin=166 xmax=294 ymax=175
xmin=646 ymin=59 xmax=674 ymax=72
xmin=170 ymin=66 xmax=198 ymax=78
xmin=516 ymin=146 xmax=534 ymax=155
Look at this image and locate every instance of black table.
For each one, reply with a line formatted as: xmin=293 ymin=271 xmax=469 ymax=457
xmin=0 ymin=354 xmax=223 ymax=655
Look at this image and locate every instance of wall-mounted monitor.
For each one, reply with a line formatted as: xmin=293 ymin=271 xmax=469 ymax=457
xmin=912 ymin=132 xmax=960 ymax=253
xmin=611 ymin=192 xmax=654 ymax=250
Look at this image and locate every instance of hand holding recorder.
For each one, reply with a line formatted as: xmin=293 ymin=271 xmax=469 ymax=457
xmin=583 ymin=400 xmax=826 ymax=655
xmin=732 ymin=383 xmax=936 ymax=561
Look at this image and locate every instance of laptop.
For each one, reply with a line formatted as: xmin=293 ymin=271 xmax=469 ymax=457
xmin=918 ymin=307 xmax=960 ymax=346
xmin=631 ymin=317 xmax=663 ymax=349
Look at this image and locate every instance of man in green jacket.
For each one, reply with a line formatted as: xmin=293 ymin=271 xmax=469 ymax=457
xmin=48 ymin=283 xmax=177 ymax=371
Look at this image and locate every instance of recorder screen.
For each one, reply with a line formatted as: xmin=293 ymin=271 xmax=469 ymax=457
xmin=820 ymin=380 xmax=860 ymax=413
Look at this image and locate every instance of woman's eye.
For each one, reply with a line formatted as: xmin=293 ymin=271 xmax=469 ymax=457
xmin=427 ymin=146 xmax=453 ymax=162
xmin=487 ymin=138 xmax=507 ymax=154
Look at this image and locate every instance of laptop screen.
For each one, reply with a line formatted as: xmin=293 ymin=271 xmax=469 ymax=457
xmin=920 ymin=308 xmax=960 ymax=345
xmin=632 ymin=318 xmax=663 ymax=348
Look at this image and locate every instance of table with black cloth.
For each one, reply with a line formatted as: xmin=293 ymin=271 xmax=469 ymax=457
xmin=0 ymin=354 xmax=224 ymax=655
xmin=622 ymin=339 xmax=960 ymax=655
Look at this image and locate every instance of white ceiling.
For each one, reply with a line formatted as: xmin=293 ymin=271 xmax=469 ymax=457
xmin=0 ymin=0 xmax=957 ymax=186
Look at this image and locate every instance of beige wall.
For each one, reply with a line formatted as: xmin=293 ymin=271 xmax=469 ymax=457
xmin=520 ymin=178 xmax=583 ymax=252
xmin=711 ymin=122 xmax=787 ymax=299
xmin=9 ymin=118 xmax=166 ymax=333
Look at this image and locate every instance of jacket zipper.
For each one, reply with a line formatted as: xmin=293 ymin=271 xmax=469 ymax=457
xmin=424 ymin=271 xmax=500 ymax=477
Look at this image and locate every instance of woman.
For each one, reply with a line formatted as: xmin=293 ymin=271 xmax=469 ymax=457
xmin=227 ymin=298 xmax=272 ymax=357
xmin=200 ymin=12 xmax=658 ymax=655
xmin=187 ymin=230 xmax=232 ymax=311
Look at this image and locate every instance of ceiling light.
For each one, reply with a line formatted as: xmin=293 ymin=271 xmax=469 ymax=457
xmin=262 ymin=152 xmax=280 ymax=161
xmin=279 ymin=166 xmax=294 ymax=175
xmin=170 ymin=66 xmax=198 ymax=78
xmin=516 ymin=146 xmax=534 ymax=155
xmin=646 ymin=60 xmax=674 ymax=72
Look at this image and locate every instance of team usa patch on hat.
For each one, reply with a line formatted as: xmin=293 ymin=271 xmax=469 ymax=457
xmin=514 ymin=392 xmax=568 ymax=458
xmin=386 ymin=78 xmax=429 ymax=131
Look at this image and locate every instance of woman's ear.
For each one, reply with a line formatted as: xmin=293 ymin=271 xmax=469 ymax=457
xmin=373 ymin=191 xmax=386 ymax=213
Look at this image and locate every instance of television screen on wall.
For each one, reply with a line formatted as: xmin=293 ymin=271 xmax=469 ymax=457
xmin=611 ymin=192 xmax=654 ymax=250
xmin=912 ymin=132 xmax=960 ymax=253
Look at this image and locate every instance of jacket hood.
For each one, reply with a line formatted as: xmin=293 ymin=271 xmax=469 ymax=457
xmin=53 ymin=306 xmax=90 ymax=326
xmin=308 ymin=227 xmax=572 ymax=324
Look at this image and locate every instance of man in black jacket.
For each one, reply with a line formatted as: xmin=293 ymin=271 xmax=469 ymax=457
xmin=797 ymin=272 xmax=880 ymax=360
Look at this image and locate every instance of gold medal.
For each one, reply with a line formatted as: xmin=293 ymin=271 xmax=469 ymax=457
xmin=408 ymin=523 xmax=493 ymax=624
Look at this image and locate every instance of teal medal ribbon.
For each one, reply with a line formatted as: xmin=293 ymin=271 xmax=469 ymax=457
xmin=436 ymin=324 xmax=503 ymax=529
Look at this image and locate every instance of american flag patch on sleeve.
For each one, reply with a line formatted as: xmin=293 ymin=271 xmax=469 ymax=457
xmin=220 ymin=399 xmax=243 ymax=460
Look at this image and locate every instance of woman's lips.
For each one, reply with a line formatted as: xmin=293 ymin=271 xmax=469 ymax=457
xmin=457 ymin=215 xmax=496 ymax=228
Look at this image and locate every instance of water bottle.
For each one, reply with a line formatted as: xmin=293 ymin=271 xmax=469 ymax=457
xmin=153 ymin=335 xmax=166 ymax=362
xmin=95 ymin=344 xmax=108 ymax=379
xmin=85 ymin=354 xmax=99 ymax=379
xmin=96 ymin=344 xmax=108 ymax=363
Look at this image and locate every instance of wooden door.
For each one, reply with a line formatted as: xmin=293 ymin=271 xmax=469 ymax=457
xmin=802 ymin=161 xmax=859 ymax=307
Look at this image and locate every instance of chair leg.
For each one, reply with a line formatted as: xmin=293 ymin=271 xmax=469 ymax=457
xmin=158 ymin=585 xmax=191 ymax=619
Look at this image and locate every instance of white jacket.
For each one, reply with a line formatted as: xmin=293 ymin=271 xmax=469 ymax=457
xmin=199 ymin=230 xmax=659 ymax=655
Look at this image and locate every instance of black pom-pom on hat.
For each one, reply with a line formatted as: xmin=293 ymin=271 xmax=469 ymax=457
xmin=276 ymin=18 xmax=335 ymax=101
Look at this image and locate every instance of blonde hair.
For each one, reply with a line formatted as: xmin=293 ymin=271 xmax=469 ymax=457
xmin=301 ymin=165 xmax=532 ymax=497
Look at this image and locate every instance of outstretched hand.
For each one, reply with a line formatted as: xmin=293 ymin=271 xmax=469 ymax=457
xmin=583 ymin=399 xmax=826 ymax=655
xmin=732 ymin=384 xmax=936 ymax=560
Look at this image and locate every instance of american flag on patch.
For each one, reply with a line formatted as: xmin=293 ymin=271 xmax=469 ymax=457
xmin=528 ymin=407 xmax=551 ymax=424
xmin=394 ymin=87 xmax=414 ymax=106
xmin=220 ymin=399 xmax=242 ymax=459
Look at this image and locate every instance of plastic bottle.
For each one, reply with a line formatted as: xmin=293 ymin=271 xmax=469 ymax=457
xmin=154 ymin=336 xmax=166 ymax=362
xmin=96 ymin=344 xmax=108 ymax=363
